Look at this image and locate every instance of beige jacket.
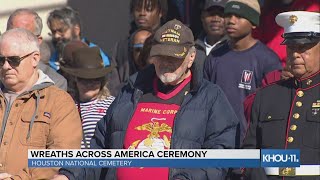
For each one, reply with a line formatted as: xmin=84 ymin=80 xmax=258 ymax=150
xmin=0 ymin=70 xmax=82 ymax=179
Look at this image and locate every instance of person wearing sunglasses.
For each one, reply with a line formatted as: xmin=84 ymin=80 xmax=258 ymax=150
xmin=0 ymin=28 xmax=82 ymax=179
xmin=6 ymin=8 xmax=68 ymax=91
xmin=130 ymin=27 xmax=153 ymax=71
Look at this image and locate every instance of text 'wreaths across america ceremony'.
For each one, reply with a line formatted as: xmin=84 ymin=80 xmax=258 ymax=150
xmin=28 ymin=149 xmax=300 ymax=168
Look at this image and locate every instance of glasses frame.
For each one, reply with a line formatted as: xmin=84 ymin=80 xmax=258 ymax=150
xmin=48 ymin=26 xmax=70 ymax=37
xmin=0 ymin=51 xmax=36 ymax=67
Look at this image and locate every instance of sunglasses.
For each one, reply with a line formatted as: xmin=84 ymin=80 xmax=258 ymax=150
xmin=0 ymin=51 xmax=35 ymax=67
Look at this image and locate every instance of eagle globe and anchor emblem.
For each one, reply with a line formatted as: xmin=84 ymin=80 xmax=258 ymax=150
xmin=128 ymin=117 xmax=172 ymax=150
xmin=289 ymin=15 xmax=298 ymax=25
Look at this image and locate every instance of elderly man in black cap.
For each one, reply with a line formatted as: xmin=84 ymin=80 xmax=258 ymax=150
xmin=243 ymin=11 xmax=320 ymax=179
xmin=53 ymin=19 xmax=238 ymax=180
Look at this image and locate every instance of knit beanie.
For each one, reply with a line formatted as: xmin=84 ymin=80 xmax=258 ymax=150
xmin=224 ymin=0 xmax=261 ymax=26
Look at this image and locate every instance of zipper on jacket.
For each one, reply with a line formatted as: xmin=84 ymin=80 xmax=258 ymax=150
xmin=120 ymin=88 xmax=142 ymax=144
xmin=114 ymin=88 xmax=142 ymax=178
xmin=0 ymin=80 xmax=51 ymax=144
xmin=168 ymin=93 xmax=193 ymax=179
xmin=127 ymin=88 xmax=143 ymax=130
xmin=0 ymin=90 xmax=41 ymax=143
xmin=0 ymin=97 xmax=13 ymax=144
xmin=0 ymin=92 xmax=29 ymax=143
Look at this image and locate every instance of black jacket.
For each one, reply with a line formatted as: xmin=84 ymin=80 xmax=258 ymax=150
xmin=194 ymin=33 xmax=228 ymax=76
xmin=106 ymin=37 xmax=133 ymax=97
xmin=60 ymin=64 xmax=239 ymax=180
xmin=243 ymin=72 xmax=320 ymax=180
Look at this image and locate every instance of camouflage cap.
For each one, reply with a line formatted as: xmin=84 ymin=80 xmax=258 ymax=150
xmin=150 ymin=19 xmax=195 ymax=59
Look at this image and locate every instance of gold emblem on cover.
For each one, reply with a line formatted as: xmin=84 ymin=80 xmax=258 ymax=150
xmin=289 ymin=15 xmax=298 ymax=25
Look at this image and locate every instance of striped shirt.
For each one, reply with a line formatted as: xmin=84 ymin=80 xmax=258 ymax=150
xmin=77 ymin=96 xmax=115 ymax=148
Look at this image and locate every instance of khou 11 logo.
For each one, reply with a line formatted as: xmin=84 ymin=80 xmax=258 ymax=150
xmin=261 ymin=149 xmax=300 ymax=167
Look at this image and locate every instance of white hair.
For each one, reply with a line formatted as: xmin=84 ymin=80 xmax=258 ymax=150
xmin=187 ymin=46 xmax=196 ymax=55
xmin=0 ymin=28 xmax=39 ymax=53
xmin=7 ymin=8 xmax=43 ymax=36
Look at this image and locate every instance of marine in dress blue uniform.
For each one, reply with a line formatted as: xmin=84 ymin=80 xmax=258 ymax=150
xmin=243 ymin=11 xmax=320 ymax=180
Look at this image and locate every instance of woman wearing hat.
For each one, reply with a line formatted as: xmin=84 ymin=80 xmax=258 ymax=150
xmin=60 ymin=47 xmax=115 ymax=149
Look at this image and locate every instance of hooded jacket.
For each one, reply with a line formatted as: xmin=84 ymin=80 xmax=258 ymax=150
xmin=0 ymin=70 xmax=82 ymax=180
xmin=59 ymin=63 xmax=239 ymax=180
xmin=195 ymin=32 xmax=228 ymax=76
xmin=38 ymin=61 xmax=67 ymax=91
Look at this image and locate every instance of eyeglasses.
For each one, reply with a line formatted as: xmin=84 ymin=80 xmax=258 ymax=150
xmin=133 ymin=43 xmax=144 ymax=53
xmin=48 ymin=26 xmax=70 ymax=37
xmin=0 ymin=51 xmax=36 ymax=67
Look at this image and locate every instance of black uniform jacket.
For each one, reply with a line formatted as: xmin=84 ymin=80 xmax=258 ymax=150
xmin=243 ymin=71 xmax=320 ymax=180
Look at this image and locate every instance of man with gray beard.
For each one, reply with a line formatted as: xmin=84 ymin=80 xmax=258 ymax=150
xmin=47 ymin=7 xmax=111 ymax=74
xmin=54 ymin=19 xmax=239 ymax=180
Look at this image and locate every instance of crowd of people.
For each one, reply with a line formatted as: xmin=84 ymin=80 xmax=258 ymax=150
xmin=0 ymin=0 xmax=319 ymax=179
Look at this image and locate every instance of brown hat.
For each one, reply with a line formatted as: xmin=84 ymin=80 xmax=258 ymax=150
xmin=150 ymin=19 xmax=195 ymax=59
xmin=204 ymin=0 xmax=228 ymax=9
xmin=60 ymin=47 xmax=113 ymax=79
xmin=61 ymin=40 xmax=88 ymax=67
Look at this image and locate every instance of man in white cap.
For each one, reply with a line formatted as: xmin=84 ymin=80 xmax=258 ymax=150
xmin=243 ymin=11 xmax=320 ymax=179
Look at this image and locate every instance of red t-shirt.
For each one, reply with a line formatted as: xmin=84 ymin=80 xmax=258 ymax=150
xmin=117 ymin=75 xmax=191 ymax=180
xmin=253 ymin=0 xmax=320 ymax=67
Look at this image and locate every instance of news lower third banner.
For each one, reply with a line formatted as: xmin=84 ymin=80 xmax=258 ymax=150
xmin=28 ymin=149 xmax=300 ymax=168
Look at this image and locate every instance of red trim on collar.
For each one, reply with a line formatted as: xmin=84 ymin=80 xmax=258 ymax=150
xmin=294 ymin=70 xmax=320 ymax=90
xmin=153 ymin=74 xmax=192 ymax=100
xmin=302 ymin=83 xmax=320 ymax=90
xmin=298 ymin=70 xmax=320 ymax=81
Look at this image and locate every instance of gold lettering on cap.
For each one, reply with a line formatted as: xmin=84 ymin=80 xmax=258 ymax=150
xmin=160 ymin=37 xmax=180 ymax=43
xmin=161 ymin=34 xmax=180 ymax=39
xmin=174 ymin=47 xmax=187 ymax=57
xmin=164 ymin=29 xmax=180 ymax=36
xmin=289 ymin=15 xmax=298 ymax=25
xmin=160 ymin=28 xmax=181 ymax=43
